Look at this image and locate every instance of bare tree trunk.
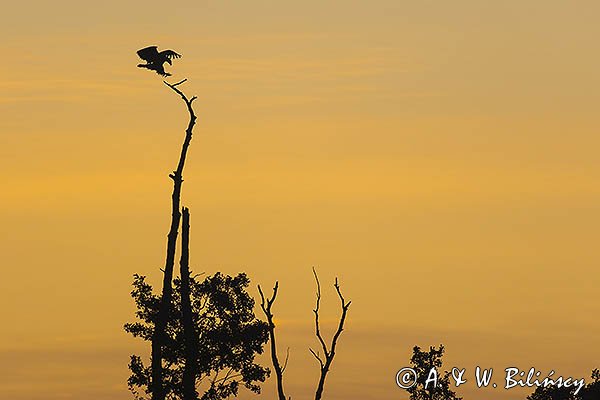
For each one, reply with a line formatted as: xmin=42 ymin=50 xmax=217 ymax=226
xmin=309 ymin=269 xmax=351 ymax=400
xmin=180 ymin=207 xmax=198 ymax=400
xmin=258 ymin=283 xmax=289 ymax=400
xmin=151 ymin=80 xmax=198 ymax=400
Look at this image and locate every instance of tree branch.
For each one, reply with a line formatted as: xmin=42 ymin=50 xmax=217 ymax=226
xmin=257 ymin=282 xmax=288 ymax=400
xmin=309 ymin=348 xmax=324 ymax=369
xmin=151 ymin=79 xmax=198 ymax=400
xmin=281 ymin=347 xmax=291 ymax=374
xmin=312 ymin=268 xmax=329 ymax=359
xmin=311 ymin=269 xmax=351 ymax=400
xmin=179 ymin=207 xmax=198 ymax=400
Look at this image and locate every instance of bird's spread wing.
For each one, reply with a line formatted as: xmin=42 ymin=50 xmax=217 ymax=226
xmin=137 ymin=46 xmax=160 ymax=62
xmin=160 ymin=50 xmax=181 ymax=59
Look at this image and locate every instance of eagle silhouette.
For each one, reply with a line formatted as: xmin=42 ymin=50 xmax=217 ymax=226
xmin=136 ymin=46 xmax=181 ymax=77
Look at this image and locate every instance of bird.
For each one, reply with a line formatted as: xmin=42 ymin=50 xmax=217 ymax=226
xmin=136 ymin=46 xmax=181 ymax=77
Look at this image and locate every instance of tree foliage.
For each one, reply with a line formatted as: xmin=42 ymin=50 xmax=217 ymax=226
xmin=526 ymin=369 xmax=600 ymax=400
xmin=405 ymin=345 xmax=462 ymax=400
xmin=125 ymin=272 xmax=270 ymax=400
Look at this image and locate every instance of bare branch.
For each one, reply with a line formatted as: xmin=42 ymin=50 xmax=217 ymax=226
xmin=210 ymin=368 xmax=242 ymax=385
xmin=212 ymin=373 xmax=242 ymax=385
xmin=281 ymin=347 xmax=291 ymax=373
xmin=210 ymin=369 xmax=221 ymax=387
xmin=312 ymin=268 xmax=329 ymax=360
xmin=257 ymin=282 xmax=287 ymax=400
xmin=309 ymin=348 xmax=324 ymax=368
xmin=311 ymin=270 xmax=351 ymax=400
xmin=329 ymin=277 xmax=351 ymax=355
xmin=170 ymin=78 xmax=188 ymax=87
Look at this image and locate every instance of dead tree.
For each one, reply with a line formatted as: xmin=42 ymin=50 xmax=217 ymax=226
xmin=257 ymin=282 xmax=290 ymax=400
xmin=309 ymin=268 xmax=351 ymax=400
xmin=151 ymin=79 xmax=198 ymax=400
xmin=258 ymin=269 xmax=351 ymax=400
xmin=179 ymin=207 xmax=198 ymax=400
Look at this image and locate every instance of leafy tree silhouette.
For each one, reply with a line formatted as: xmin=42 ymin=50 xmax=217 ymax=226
xmin=125 ymin=272 xmax=270 ymax=400
xmin=582 ymin=369 xmax=600 ymax=400
xmin=405 ymin=345 xmax=462 ymax=400
xmin=527 ymin=384 xmax=578 ymax=400
xmin=526 ymin=369 xmax=600 ymax=400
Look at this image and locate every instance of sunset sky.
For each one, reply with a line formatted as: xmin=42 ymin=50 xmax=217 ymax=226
xmin=1 ymin=1 xmax=600 ymax=399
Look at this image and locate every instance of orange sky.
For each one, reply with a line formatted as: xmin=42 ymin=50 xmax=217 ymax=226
xmin=1 ymin=1 xmax=599 ymax=399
